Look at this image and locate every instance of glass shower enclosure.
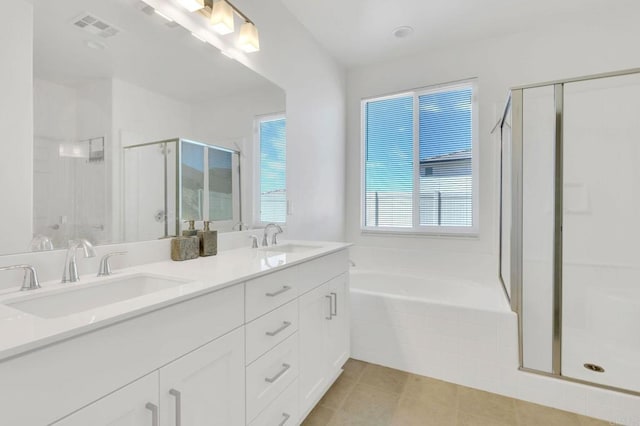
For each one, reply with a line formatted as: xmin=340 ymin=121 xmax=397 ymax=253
xmin=500 ymin=68 xmax=640 ymax=395
xmin=123 ymin=138 xmax=241 ymax=242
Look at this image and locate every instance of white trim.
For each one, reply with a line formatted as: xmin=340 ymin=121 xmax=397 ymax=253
xmin=360 ymin=79 xmax=479 ymax=236
xmin=254 ymin=112 xmax=286 ymax=227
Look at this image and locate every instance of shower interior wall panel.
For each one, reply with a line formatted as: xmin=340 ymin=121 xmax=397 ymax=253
xmin=561 ymin=73 xmax=640 ymax=393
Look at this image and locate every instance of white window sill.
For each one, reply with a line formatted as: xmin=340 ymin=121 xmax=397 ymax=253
xmin=360 ymin=228 xmax=479 ymax=239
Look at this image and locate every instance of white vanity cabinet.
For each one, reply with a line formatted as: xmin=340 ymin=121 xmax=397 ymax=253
xmin=245 ymin=250 xmax=350 ymax=425
xmin=298 ymin=272 xmax=350 ymax=418
xmin=52 ymin=328 xmax=245 ymax=426
xmin=299 ymin=281 xmax=332 ymax=413
xmin=52 ymin=372 xmax=159 ymax=426
xmin=0 ymin=246 xmax=350 ymax=426
xmin=327 ymin=273 xmax=350 ymax=373
xmin=159 ymin=327 xmax=245 ymax=426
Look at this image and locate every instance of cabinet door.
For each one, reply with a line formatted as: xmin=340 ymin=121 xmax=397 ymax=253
xmin=159 ymin=327 xmax=245 ymax=426
xmin=327 ymin=273 xmax=350 ymax=374
xmin=52 ymin=372 xmax=159 ymax=426
xmin=298 ymin=282 xmax=331 ymax=415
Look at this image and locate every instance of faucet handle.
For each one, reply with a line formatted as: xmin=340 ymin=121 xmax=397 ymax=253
xmin=0 ymin=264 xmax=41 ymax=291
xmin=248 ymin=235 xmax=259 ymax=249
xmin=97 ymin=252 xmax=127 ymax=277
xmin=270 ymin=225 xmax=283 ymax=246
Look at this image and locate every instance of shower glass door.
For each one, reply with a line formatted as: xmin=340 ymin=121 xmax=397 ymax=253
xmin=561 ymin=73 xmax=640 ymax=392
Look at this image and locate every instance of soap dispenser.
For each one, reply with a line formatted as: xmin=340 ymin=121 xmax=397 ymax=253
xmin=198 ymin=220 xmax=218 ymax=257
xmin=182 ymin=220 xmax=198 ymax=237
xmin=170 ymin=220 xmax=199 ymax=261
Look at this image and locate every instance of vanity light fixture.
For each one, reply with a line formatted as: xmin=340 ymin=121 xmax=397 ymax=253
xmin=177 ymin=0 xmax=260 ymax=52
xmin=176 ymin=0 xmax=205 ymax=12
xmin=238 ymin=21 xmax=259 ymax=53
xmin=210 ymin=0 xmax=235 ymax=35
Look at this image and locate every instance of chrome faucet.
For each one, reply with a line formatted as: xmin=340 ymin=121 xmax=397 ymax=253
xmin=262 ymin=223 xmax=283 ymax=247
xmin=62 ymin=239 xmax=96 ymax=283
xmin=248 ymin=235 xmax=259 ymax=249
xmin=97 ymin=252 xmax=127 ymax=277
xmin=232 ymin=221 xmax=248 ymax=231
xmin=0 ymin=264 xmax=41 ymax=291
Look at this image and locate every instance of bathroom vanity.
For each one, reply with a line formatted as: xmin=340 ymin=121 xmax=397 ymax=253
xmin=0 ymin=242 xmax=350 ymax=425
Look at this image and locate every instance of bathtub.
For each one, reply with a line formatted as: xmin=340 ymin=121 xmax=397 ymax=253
xmin=349 ymin=269 xmax=518 ymax=391
xmin=350 ymin=270 xmax=508 ymax=312
xmin=348 ymin=269 xmax=640 ymax=424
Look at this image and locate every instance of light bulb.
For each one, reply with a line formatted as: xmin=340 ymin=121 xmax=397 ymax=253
xmin=238 ymin=21 xmax=259 ymax=53
xmin=210 ymin=0 xmax=234 ymax=35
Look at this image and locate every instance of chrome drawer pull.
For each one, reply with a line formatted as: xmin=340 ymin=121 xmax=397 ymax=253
xmin=266 ymin=321 xmax=292 ymax=337
xmin=278 ymin=412 xmax=291 ymax=426
xmin=265 ymin=285 xmax=291 ymax=297
xmin=265 ymin=363 xmax=291 ymax=383
xmin=169 ymin=389 xmax=182 ymax=426
xmin=325 ymin=295 xmax=333 ymax=320
xmin=145 ymin=402 xmax=159 ymax=426
xmin=331 ymin=292 xmax=337 ymax=316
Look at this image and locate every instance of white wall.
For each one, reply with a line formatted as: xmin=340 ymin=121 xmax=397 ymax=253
xmin=111 ymin=78 xmax=194 ymax=240
xmin=346 ymin=9 xmax=640 ymax=282
xmin=191 ymin=86 xmax=286 ymax=227
xmin=0 ymin=0 xmax=33 ymax=254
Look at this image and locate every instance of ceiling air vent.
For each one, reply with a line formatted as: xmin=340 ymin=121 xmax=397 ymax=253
xmin=72 ymin=13 xmax=121 ymax=38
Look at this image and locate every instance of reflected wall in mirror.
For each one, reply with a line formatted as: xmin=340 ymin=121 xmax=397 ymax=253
xmin=123 ymin=138 xmax=241 ymax=242
xmin=1 ymin=0 xmax=285 ymax=256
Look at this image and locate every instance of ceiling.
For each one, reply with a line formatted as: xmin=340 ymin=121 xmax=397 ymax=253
xmin=33 ymin=0 xmax=280 ymax=103
xmin=280 ymin=0 xmax=638 ymax=67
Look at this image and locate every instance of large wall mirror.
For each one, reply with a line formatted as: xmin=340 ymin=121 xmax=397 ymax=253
xmin=2 ymin=0 xmax=285 ymax=256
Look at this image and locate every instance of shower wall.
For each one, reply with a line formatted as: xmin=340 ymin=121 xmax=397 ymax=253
xmin=561 ymin=73 xmax=640 ymax=392
xmin=33 ymin=78 xmax=111 ymax=250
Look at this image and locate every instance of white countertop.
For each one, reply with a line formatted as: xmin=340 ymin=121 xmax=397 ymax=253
xmin=0 ymin=240 xmax=350 ymax=362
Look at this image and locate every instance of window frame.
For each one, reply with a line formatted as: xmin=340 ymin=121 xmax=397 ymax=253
xmin=254 ymin=112 xmax=287 ymax=227
xmin=360 ymin=79 xmax=479 ymax=236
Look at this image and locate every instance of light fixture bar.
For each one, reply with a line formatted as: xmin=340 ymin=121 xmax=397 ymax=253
xmin=224 ymin=0 xmax=254 ymax=25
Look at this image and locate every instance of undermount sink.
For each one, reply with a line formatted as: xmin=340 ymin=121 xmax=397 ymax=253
xmin=6 ymin=274 xmax=191 ymax=319
xmin=259 ymin=244 xmax=322 ymax=254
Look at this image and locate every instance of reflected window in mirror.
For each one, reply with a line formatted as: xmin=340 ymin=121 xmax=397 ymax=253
xmin=181 ymin=142 xmax=205 ymax=222
xmin=257 ymin=115 xmax=287 ymax=224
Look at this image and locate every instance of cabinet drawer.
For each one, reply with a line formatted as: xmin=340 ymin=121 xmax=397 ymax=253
xmin=246 ymin=267 xmax=298 ymax=321
xmin=297 ymin=250 xmax=349 ymax=294
xmin=246 ymin=299 xmax=299 ymax=364
xmin=246 ymin=333 xmax=299 ymax=422
xmin=249 ymin=379 xmax=299 ymax=426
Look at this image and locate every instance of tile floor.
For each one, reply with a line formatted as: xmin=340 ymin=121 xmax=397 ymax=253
xmin=302 ymin=359 xmax=615 ymax=426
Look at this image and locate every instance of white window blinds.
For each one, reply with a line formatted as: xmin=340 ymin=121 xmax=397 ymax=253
xmin=364 ymin=95 xmax=414 ymax=227
xmin=259 ymin=117 xmax=286 ymax=223
xmin=363 ymin=82 xmax=476 ymax=232
xmin=418 ymin=86 xmax=473 ymax=227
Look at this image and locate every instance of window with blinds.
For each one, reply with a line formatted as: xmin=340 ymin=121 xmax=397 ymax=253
xmin=363 ymin=82 xmax=476 ymax=233
xmin=258 ymin=116 xmax=286 ymax=223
